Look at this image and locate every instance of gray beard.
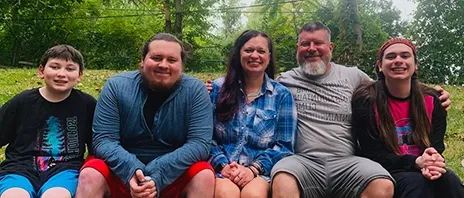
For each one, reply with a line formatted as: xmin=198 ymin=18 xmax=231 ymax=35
xmin=299 ymin=60 xmax=327 ymax=77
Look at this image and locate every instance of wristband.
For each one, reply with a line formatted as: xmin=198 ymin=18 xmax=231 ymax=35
xmin=248 ymin=166 xmax=258 ymax=177
xmin=251 ymin=162 xmax=264 ymax=175
xmin=214 ymin=163 xmax=227 ymax=173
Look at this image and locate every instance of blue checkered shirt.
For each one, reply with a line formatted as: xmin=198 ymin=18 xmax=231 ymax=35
xmin=209 ymin=74 xmax=297 ymax=176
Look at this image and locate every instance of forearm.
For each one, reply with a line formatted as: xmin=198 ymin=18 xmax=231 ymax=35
xmin=210 ymin=142 xmax=229 ymax=168
xmin=145 ymin=139 xmax=210 ymax=191
xmin=93 ymin=138 xmax=145 ymax=184
xmin=252 ymin=91 xmax=296 ymax=175
xmin=430 ymin=95 xmax=447 ymax=153
xmin=92 ymin=79 xmax=145 ymax=184
xmin=253 ymin=144 xmax=293 ymax=176
xmin=145 ymin=80 xmax=213 ymax=191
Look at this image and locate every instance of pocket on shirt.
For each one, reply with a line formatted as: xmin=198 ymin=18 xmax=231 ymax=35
xmin=250 ymin=109 xmax=277 ymax=147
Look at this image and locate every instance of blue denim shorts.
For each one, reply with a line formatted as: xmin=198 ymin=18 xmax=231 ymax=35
xmin=0 ymin=169 xmax=78 ymax=197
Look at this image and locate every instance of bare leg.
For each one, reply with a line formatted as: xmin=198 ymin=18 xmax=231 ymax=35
xmin=1 ymin=188 xmax=30 ymax=198
xmin=75 ymin=168 xmax=110 ymax=198
xmin=241 ymin=177 xmax=269 ymax=198
xmin=41 ymin=187 xmax=71 ymax=198
xmin=183 ymin=169 xmax=215 ymax=198
xmin=214 ymin=178 xmax=240 ymax=198
xmin=271 ymin=172 xmax=299 ymax=198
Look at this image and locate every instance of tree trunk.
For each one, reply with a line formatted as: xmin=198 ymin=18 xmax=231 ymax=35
xmin=164 ymin=0 xmax=171 ymax=33
xmin=174 ymin=0 xmax=182 ymax=39
xmin=338 ymin=0 xmax=363 ymax=65
xmin=11 ymin=37 xmax=19 ymax=66
xmin=291 ymin=1 xmax=299 ymax=38
xmin=352 ymin=0 xmax=363 ymax=51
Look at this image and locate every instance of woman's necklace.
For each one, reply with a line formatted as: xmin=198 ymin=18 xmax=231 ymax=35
xmin=247 ymin=88 xmax=261 ymax=98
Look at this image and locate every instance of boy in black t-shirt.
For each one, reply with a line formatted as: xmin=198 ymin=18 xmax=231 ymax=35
xmin=0 ymin=45 xmax=96 ymax=198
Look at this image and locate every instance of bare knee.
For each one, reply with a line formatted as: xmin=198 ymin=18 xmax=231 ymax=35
xmin=361 ymin=178 xmax=394 ymax=198
xmin=241 ymin=189 xmax=267 ymax=198
xmin=75 ymin=168 xmax=109 ymax=198
xmin=1 ymin=188 xmax=30 ymax=198
xmin=77 ymin=168 xmax=107 ymax=187
xmin=241 ymin=178 xmax=269 ymax=198
xmin=184 ymin=169 xmax=215 ymax=197
xmin=214 ymin=178 xmax=240 ymax=198
xmin=189 ymin=169 xmax=215 ymax=188
xmin=41 ymin=187 xmax=71 ymax=198
xmin=272 ymin=172 xmax=300 ymax=197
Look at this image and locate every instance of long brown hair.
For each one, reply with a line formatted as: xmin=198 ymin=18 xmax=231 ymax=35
xmin=353 ymin=38 xmax=435 ymax=154
xmin=216 ymin=30 xmax=276 ymax=122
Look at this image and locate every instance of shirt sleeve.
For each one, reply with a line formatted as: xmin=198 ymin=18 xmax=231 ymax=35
xmin=355 ymin=67 xmax=373 ymax=85
xmin=144 ymin=82 xmax=213 ymax=192
xmin=352 ymin=97 xmax=418 ymax=173
xmin=92 ymin=79 xmax=145 ymax=184
xmin=429 ymin=94 xmax=447 ymax=154
xmin=252 ymin=90 xmax=297 ymax=176
xmin=209 ymin=81 xmax=230 ymax=170
xmin=0 ymin=95 xmax=20 ymax=148
xmin=86 ymin=95 xmax=97 ymax=155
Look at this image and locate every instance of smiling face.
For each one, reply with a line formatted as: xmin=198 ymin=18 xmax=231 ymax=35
xmin=39 ymin=58 xmax=82 ymax=94
xmin=379 ymin=43 xmax=417 ymax=81
xmin=140 ymin=40 xmax=183 ymax=91
xmin=297 ymin=29 xmax=334 ymax=77
xmin=239 ymin=36 xmax=271 ymax=77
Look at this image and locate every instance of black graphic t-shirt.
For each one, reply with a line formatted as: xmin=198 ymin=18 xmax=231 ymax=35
xmin=0 ymin=88 xmax=96 ymax=179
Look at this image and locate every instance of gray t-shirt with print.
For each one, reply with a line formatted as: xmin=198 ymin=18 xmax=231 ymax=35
xmin=277 ymin=63 xmax=371 ymax=157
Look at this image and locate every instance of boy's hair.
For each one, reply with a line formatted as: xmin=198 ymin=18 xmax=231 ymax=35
xmin=39 ymin=45 xmax=84 ymax=72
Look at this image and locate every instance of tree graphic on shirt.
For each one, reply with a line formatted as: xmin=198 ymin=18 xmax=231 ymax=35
xmin=37 ymin=116 xmax=65 ymax=171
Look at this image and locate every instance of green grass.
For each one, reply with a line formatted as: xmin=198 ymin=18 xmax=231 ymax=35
xmin=0 ymin=69 xmax=463 ymax=180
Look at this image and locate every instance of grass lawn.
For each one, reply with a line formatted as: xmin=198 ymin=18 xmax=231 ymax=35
xmin=0 ymin=68 xmax=463 ymax=180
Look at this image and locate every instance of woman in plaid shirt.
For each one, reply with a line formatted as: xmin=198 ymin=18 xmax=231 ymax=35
xmin=209 ymin=30 xmax=297 ymax=198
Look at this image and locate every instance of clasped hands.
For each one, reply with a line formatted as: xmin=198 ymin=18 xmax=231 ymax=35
xmin=129 ymin=169 xmax=157 ymax=198
xmin=221 ymin=161 xmax=255 ymax=188
xmin=415 ymin=147 xmax=446 ymax=180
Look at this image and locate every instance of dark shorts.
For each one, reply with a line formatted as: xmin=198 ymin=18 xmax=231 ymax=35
xmin=81 ymin=156 xmax=213 ymax=198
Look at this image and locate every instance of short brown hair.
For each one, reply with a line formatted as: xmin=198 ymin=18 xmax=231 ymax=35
xmin=298 ymin=21 xmax=331 ymax=42
xmin=141 ymin=33 xmax=186 ymax=65
xmin=39 ymin=45 xmax=84 ymax=72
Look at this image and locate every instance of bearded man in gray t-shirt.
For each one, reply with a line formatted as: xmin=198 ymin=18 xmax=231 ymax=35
xmin=270 ymin=22 xmax=451 ymax=198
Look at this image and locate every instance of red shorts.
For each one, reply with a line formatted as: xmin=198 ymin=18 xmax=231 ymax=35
xmin=81 ymin=156 xmax=213 ymax=198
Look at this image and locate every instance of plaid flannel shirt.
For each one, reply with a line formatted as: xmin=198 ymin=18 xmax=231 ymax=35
xmin=209 ymin=74 xmax=297 ymax=176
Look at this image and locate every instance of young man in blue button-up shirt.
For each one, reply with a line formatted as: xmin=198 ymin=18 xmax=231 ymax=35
xmin=75 ymin=33 xmax=214 ymax=198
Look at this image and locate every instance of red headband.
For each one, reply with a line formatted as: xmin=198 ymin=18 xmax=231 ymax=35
xmin=375 ymin=38 xmax=417 ymax=72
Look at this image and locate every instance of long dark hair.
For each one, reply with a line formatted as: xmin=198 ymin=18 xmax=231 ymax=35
xmin=216 ymin=30 xmax=276 ymax=122
xmin=353 ymin=38 xmax=435 ymax=154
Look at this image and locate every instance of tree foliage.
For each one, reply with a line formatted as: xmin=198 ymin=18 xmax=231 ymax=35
xmin=0 ymin=0 xmax=81 ymax=66
xmin=0 ymin=0 xmax=462 ymax=84
xmin=408 ymin=0 xmax=464 ymax=84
